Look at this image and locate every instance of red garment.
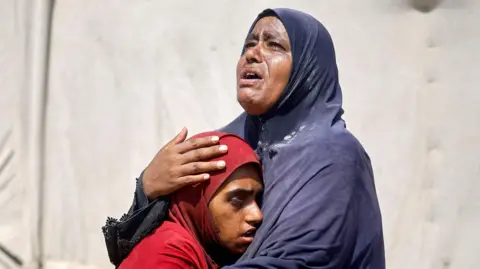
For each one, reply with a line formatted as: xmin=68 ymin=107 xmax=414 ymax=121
xmin=119 ymin=132 xmax=261 ymax=269
xmin=119 ymin=221 xmax=211 ymax=269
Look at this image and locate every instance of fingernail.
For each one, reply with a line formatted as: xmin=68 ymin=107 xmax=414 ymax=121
xmin=219 ymin=145 xmax=228 ymax=152
xmin=203 ymin=174 xmax=210 ymax=180
xmin=217 ymin=160 xmax=226 ymax=168
xmin=211 ymin=136 xmax=219 ymax=142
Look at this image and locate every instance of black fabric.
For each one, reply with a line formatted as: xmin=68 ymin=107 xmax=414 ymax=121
xmin=102 ymin=174 xmax=170 ymax=267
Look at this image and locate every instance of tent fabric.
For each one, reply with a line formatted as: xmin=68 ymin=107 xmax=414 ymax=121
xmin=1 ymin=1 xmax=480 ymax=268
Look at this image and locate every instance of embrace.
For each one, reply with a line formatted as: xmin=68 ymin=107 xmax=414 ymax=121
xmin=103 ymin=8 xmax=385 ymax=269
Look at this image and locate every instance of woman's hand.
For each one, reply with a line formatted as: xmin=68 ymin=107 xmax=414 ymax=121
xmin=142 ymin=128 xmax=228 ymax=200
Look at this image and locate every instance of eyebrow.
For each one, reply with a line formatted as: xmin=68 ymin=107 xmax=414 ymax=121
xmin=226 ymin=188 xmax=254 ymax=197
xmin=245 ymin=30 xmax=285 ymax=42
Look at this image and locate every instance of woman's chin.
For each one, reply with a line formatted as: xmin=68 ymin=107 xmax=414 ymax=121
xmin=237 ymin=97 xmax=268 ymax=116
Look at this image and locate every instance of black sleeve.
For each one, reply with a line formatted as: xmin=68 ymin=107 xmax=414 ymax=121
xmin=102 ymin=171 xmax=170 ymax=267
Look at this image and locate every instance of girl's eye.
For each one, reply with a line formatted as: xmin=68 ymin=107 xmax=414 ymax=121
xmin=230 ymin=197 xmax=245 ymax=208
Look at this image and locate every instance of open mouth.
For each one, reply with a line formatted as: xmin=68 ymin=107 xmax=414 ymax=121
xmin=242 ymin=228 xmax=256 ymax=237
xmin=243 ymin=72 xmax=262 ymax=80
xmin=239 ymin=69 xmax=264 ymax=88
xmin=241 ymin=69 xmax=263 ymax=80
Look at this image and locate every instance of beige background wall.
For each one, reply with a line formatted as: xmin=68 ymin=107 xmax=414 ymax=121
xmin=1 ymin=1 xmax=479 ymax=268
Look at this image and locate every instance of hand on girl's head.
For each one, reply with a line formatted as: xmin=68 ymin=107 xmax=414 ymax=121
xmin=142 ymin=127 xmax=228 ymax=199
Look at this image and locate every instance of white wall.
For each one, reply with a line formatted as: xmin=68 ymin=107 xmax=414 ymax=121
xmin=0 ymin=0 xmax=37 ymax=268
xmin=1 ymin=1 xmax=479 ymax=268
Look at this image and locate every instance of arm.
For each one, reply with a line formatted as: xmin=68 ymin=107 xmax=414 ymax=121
xmin=223 ymin=155 xmax=372 ymax=269
xmin=102 ymin=129 xmax=228 ymax=266
xmin=103 ymin=172 xmax=170 ymax=267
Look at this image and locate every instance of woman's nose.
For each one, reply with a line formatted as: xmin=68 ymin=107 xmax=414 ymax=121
xmin=245 ymin=203 xmax=263 ymax=226
xmin=245 ymin=45 xmax=262 ymax=64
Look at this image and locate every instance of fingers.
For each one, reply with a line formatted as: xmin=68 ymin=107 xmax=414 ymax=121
xmin=175 ymin=174 xmax=211 ymax=190
xmin=176 ymin=128 xmax=188 ymax=143
xmin=165 ymin=128 xmax=188 ymax=149
xmin=175 ymin=135 xmax=221 ymax=154
xmin=177 ymin=160 xmax=226 ymax=177
xmin=180 ymin=145 xmax=228 ymax=164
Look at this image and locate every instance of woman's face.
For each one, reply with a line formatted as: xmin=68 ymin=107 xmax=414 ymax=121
xmin=208 ymin=164 xmax=263 ymax=254
xmin=236 ymin=16 xmax=292 ymax=115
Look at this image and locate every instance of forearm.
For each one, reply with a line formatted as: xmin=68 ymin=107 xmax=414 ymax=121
xmin=103 ymin=172 xmax=170 ymax=266
xmin=128 ymin=171 xmax=151 ymax=214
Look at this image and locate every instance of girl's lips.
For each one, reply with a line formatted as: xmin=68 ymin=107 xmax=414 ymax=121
xmin=240 ymin=228 xmax=256 ymax=241
xmin=239 ymin=236 xmax=254 ymax=244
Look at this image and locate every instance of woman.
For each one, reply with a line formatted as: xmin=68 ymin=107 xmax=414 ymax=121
xmin=118 ymin=132 xmax=263 ymax=269
xmin=104 ymin=8 xmax=385 ymax=269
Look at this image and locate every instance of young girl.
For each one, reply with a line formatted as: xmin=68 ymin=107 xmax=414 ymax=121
xmin=119 ymin=132 xmax=263 ymax=269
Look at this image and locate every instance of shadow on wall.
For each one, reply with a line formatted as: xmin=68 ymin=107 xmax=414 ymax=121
xmin=410 ymin=0 xmax=443 ymax=12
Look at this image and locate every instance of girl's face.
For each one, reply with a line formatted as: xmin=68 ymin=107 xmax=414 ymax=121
xmin=208 ymin=164 xmax=263 ymax=254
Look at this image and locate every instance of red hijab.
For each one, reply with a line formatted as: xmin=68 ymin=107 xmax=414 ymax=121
xmin=168 ymin=132 xmax=261 ymax=268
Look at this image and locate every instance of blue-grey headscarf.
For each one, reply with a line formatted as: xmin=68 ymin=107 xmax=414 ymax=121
xmin=221 ymin=8 xmax=385 ymax=269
